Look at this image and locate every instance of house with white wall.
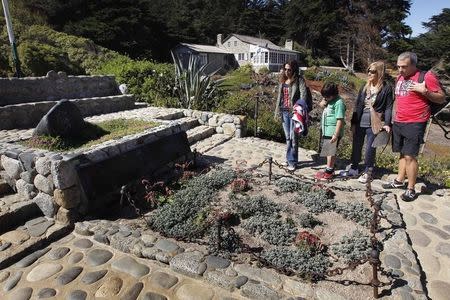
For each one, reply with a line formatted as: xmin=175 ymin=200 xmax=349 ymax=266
xmin=217 ymin=34 xmax=299 ymax=72
xmin=171 ymin=43 xmax=238 ymax=75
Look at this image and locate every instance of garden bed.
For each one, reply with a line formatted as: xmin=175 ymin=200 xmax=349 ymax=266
xmin=137 ymin=165 xmax=395 ymax=299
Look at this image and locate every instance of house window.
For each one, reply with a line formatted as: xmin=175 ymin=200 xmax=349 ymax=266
xmin=250 ymin=52 xmax=255 ymax=59
xmin=234 ymin=41 xmax=237 ymax=46
xmin=264 ymin=52 xmax=268 ymax=63
xmin=227 ymin=42 xmax=230 ymax=47
xmin=199 ymin=53 xmax=207 ymax=65
xmin=238 ymin=53 xmax=245 ymax=60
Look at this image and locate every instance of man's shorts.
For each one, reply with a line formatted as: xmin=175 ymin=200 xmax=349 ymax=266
xmin=392 ymin=122 xmax=427 ymax=156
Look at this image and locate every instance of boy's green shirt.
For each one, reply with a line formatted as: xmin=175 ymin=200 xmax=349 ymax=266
xmin=321 ymin=96 xmax=346 ymax=137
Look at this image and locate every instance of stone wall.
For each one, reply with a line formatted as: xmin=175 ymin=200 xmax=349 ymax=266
xmin=0 ymin=71 xmax=120 ymax=106
xmin=0 ymin=123 xmax=192 ymax=225
xmin=182 ymin=109 xmax=246 ymax=138
xmin=0 ymin=95 xmax=136 ymax=130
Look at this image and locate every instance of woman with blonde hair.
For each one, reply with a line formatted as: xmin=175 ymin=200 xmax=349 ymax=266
xmin=342 ymin=61 xmax=394 ymax=182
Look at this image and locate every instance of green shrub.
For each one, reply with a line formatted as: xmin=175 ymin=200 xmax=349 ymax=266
xmin=258 ymin=66 xmax=270 ymax=75
xmin=304 ymin=68 xmax=317 ymax=81
xmin=93 ymin=56 xmax=177 ymax=105
xmin=18 ymin=41 xmax=83 ymax=76
xmin=17 ymin=25 xmax=125 ymax=76
xmin=248 ymin=108 xmax=285 ymax=141
xmin=220 ymin=65 xmax=253 ymax=91
xmin=215 ymin=91 xmax=255 ymax=115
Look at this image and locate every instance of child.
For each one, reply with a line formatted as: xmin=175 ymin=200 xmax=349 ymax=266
xmin=315 ymin=82 xmax=346 ymax=180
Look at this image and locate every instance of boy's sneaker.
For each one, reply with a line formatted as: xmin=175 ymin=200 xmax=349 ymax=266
xmin=287 ymin=165 xmax=296 ymax=171
xmin=322 ymin=172 xmax=334 ymax=180
xmin=339 ymin=168 xmax=359 ymax=177
xmin=382 ymin=179 xmax=406 ymax=189
xmin=401 ymin=189 xmax=417 ymax=202
xmin=358 ymin=173 xmax=370 ymax=183
xmin=315 ymin=171 xmax=325 ymax=179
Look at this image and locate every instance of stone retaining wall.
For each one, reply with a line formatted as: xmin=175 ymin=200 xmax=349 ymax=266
xmin=0 ymin=95 xmax=136 ymax=130
xmin=0 ymin=123 xmax=192 ymax=224
xmin=182 ymin=109 xmax=246 ymax=138
xmin=0 ymin=71 xmax=120 ymax=106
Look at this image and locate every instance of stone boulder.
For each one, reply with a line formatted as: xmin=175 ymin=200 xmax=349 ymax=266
xmin=33 ymin=100 xmax=86 ymax=138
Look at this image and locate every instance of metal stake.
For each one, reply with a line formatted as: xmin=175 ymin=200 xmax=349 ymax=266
xmin=268 ymin=156 xmax=273 ymax=182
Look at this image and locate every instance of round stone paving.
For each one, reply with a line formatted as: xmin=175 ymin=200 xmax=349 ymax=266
xmin=26 ymin=263 xmax=63 ymax=282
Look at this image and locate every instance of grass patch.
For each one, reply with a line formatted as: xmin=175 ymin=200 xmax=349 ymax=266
xmin=24 ymin=118 xmax=159 ymax=151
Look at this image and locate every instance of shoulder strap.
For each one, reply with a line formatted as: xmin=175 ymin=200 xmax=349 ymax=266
xmin=418 ymin=71 xmax=427 ymax=83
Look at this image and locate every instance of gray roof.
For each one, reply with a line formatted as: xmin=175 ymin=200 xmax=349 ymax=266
xmin=226 ymin=34 xmax=299 ymax=53
xmin=178 ymin=43 xmax=232 ymax=54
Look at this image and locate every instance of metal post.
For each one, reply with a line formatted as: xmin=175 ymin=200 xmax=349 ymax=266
xmin=2 ymin=0 xmax=22 ymax=77
xmin=370 ymin=249 xmax=380 ymax=298
xmin=254 ymin=96 xmax=259 ymax=137
xmin=268 ymin=156 xmax=273 ymax=182
xmin=192 ymin=148 xmax=197 ymax=168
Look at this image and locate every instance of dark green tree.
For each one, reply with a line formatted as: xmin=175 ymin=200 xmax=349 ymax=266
xmin=413 ymin=8 xmax=450 ymax=70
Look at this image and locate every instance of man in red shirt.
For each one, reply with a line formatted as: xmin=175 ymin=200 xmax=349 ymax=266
xmin=383 ymin=52 xmax=445 ymax=201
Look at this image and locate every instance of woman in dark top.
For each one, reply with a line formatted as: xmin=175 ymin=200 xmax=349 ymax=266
xmin=274 ymin=60 xmax=307 ymax=171
xmin=343 ymin=61 xmax=393 ymax=182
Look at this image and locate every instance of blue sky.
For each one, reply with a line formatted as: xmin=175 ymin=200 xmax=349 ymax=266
xmin=405 ymin=0 xmax=449 ymax=36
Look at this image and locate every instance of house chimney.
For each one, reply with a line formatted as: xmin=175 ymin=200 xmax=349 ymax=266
xmin=285 ymin=39 xmax=293 ymax=50
xmin=217 ymin=34 xmax=223 ymax=46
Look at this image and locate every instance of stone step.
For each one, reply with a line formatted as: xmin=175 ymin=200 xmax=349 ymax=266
xmin=0 ymin=216 xmax=71 ymax=269
xmin=186 ymin=126 xmax=216 ymax=145
xmin=172 ymin=117 xmax=200 ymax=132
xmin=155 ymin=110 xmax=185 ymax=120
xmin=0 ymin=194 xmax=42 ymax=235
xmin=190 ymin=134 xmax=232 ymax=154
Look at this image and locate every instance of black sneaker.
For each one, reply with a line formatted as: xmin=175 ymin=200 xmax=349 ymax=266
xmin=382 ymin=179 xmax=406 ymax=190
xmin=401 ymin=189 xmax=417 ymax=202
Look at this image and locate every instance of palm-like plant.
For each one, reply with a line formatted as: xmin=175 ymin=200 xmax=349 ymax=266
xmin=171 ymin=51 xmax=222 ymax=110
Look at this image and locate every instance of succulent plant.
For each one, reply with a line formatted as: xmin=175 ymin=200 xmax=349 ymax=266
xmin=275 ymin=177 xmax=312 ymax=193
xmin=242 ymin=215 xmax=296 ymax=245
xmin=261 ymin=246 xmax=330 ymax=280
xmin=332 ymin=230 xmax=371 ymax=263
xmin=298 ymin=213 xmax=322 ymax=228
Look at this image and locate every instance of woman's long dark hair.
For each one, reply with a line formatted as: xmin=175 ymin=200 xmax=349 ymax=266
xmin=284 ymin=59 xmax=299 ymax=85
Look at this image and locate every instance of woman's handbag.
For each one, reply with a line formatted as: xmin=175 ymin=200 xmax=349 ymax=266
xmin=370 ymin=107 xmax=383 ymax=134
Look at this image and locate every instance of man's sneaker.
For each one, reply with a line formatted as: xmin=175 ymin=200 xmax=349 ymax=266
xmin=382 ymin=179 xmax=406 ymax=189
xmin=339 ymin=168 xmax=359 ymax=177
xmin=401 ymin=189 xmax=417 ymax=202
xmin=358 ymin=173 xmax=370 ymax=183
xmin=282 ymin=161 xmax=289 ymax=167
xmin=287 ymin=165 xmax=296 ymax=171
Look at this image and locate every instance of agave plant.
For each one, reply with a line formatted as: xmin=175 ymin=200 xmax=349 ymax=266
xmin=171 ymin=51 xmax=223 ymax=110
